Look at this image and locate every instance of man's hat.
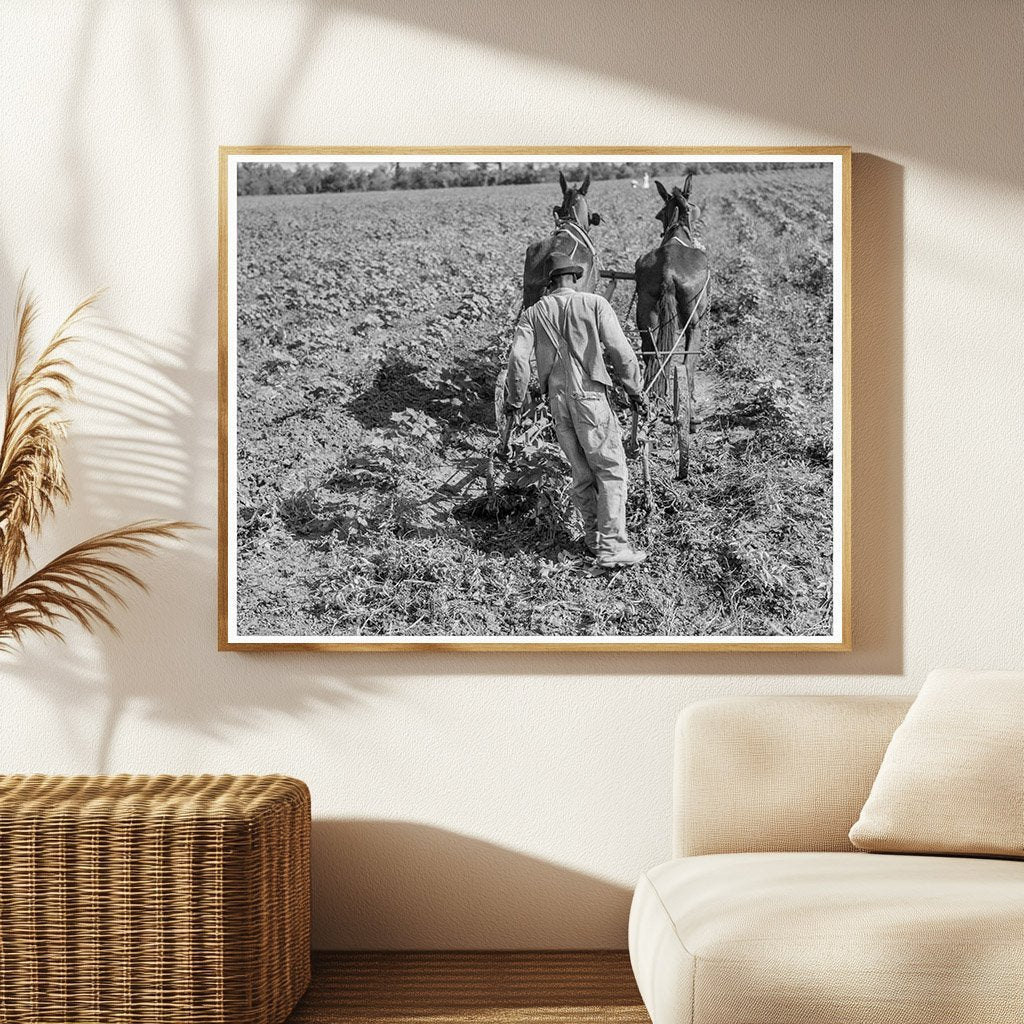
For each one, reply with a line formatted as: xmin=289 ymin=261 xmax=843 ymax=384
xmin=545 ymin=252 xmax=584 ymax=283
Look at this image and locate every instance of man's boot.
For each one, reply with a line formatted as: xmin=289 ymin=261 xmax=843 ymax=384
xmin=596 ymin=548 xmax=648 ymax=569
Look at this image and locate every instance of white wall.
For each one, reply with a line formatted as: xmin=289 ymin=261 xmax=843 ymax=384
xmin=0 ymin=0 xmax=1021 ymax=949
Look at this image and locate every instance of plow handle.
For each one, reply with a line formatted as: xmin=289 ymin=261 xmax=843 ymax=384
xmin=630 ymin=403 xmax=652 ymax=489
xmin=497 ymin=410 xmax=517 ymax=461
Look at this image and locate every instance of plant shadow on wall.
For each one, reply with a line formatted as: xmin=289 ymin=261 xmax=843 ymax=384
xmin=0 ymin=1 xmax=388 ymax=772
xmin=0 ymin=315 xmax=385 ymax=773
xmin=311 ymin=820 xmax=633 ymax=949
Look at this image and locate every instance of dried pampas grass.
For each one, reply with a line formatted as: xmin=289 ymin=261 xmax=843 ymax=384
xmin=0 ymin=281 xmax=195 ymax=650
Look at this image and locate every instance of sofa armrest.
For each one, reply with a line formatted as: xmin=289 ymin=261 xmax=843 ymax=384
xmin=674 ymin=695 xmax=912 ymax=857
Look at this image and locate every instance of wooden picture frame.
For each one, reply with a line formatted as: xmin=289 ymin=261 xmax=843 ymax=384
xmin=219 ymin=147 xmax=851 ymax=651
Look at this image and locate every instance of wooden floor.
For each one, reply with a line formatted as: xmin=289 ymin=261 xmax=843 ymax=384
xmin=287 ymin=952 xmax=648 ymax=1024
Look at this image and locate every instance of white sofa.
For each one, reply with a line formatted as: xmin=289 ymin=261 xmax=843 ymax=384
xmin=628 ymin=695 xmax=1024 ymax=1024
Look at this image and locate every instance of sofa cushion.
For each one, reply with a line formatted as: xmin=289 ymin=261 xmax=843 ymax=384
xmin=675 ymin=695 xmax=912 ymax=857
xmin=629 ymin=852 xmax=1024 ymax=1024
xmin=849 ymin=668 xmax=1024 ymax=857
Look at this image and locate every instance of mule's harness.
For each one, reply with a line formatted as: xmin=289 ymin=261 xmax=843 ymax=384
xmin=640 ymin=269 xmax=712 ymax=396
xmin=553 ymin=217 xmax=596 ymax=262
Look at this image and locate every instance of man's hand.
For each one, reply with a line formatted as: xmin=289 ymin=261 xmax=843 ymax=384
xmin=629 ymin=392 xmax=649 ymax=415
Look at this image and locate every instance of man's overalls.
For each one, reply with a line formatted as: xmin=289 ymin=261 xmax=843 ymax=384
xmin=506 ymin=288 xmax=640 ymax=562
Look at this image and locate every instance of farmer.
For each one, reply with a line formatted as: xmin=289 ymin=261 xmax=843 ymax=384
xmin=504 ymin=252 xmax=648 ymax=568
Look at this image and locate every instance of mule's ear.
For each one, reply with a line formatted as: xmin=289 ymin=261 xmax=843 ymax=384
xmin=655 ymin=179 xmax=670 ymax=202
xmin=589 ymin=212 xmax=601 ymax=226
xmin=579 ymin=172 xmax=591 ymax=195
xmin=682 ymin=171 xmax=694 ymax=198
xmin=558 ymin=171 xmax=568 ymax=195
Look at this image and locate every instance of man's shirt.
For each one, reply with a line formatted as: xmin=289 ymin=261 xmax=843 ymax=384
xmin=505 ymin=289 xmax=642 ymax=407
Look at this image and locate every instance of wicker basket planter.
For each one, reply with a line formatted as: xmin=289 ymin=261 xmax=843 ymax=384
xmin=0 ymin=774 xmax=310 ymax=1024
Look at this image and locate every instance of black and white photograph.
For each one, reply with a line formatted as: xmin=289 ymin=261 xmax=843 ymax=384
xmin=220 ymin=149 xmax=850 ymax=650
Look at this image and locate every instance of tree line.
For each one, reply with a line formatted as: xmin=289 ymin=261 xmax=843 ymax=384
xmin=236 ymin=161 xmax=826 ymax=196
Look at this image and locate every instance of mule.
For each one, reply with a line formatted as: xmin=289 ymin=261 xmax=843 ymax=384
xmin=634 ymin=173 xmax=711 ymax=479
xmin=521 ymin=171 xmax=602 ymax=309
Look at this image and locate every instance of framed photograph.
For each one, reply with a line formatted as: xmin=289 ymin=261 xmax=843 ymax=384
xmin=219 ymin=147 xmax=850 ymax=651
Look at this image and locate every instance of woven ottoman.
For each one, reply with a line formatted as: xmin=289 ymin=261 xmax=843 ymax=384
xmin=0 ymin=774 xmax=310 ymax=1024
